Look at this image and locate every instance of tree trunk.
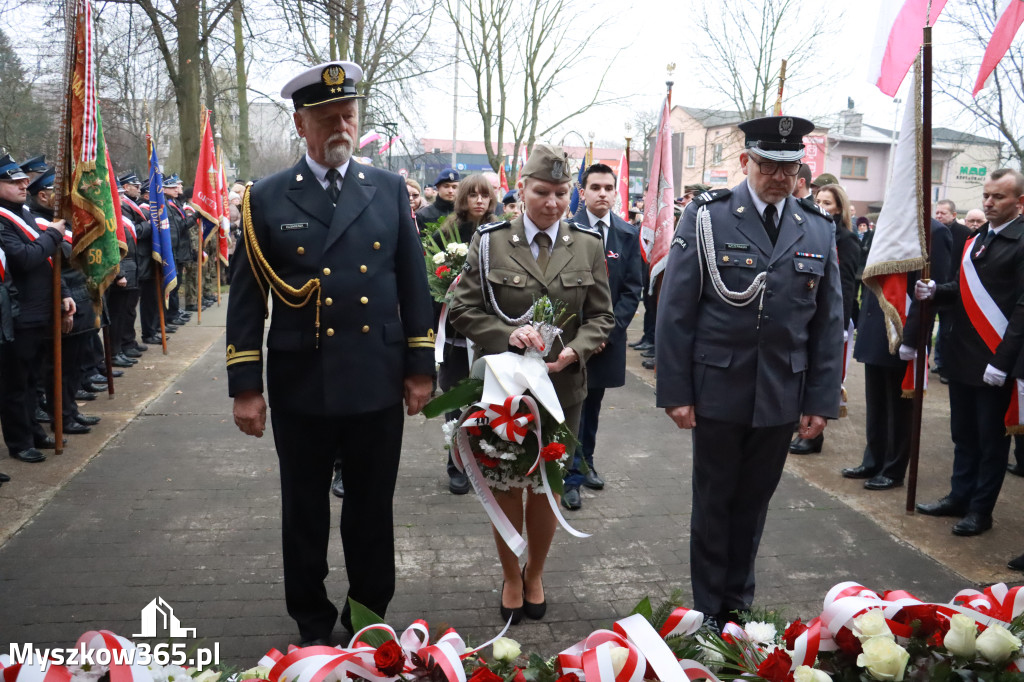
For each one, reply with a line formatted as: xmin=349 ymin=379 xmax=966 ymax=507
xmin=233 ymin=0 xmax=250 ymax=179
xmin=176 ymin=0 xmax=202 ymax=186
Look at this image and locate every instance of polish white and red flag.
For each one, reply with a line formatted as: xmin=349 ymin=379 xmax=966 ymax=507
xmin=973 ymin=0 xmax=1024 ymax=96
xmin=618 ymin=148 xmax=629 ymax=221
xmin=868 ymin=0 xmax=948 ymax=96
xmin=640 ymin=96 xmax=674 ymax=289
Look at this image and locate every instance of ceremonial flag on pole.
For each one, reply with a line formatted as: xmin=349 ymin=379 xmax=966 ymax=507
xmin=640 ymin=96 xmax=675 ymax=289
xmin=147 ymin=135 xmax=177 ymax=304
xmin=618 ymin=148 xmax=629 ymax=221
xmin=973 ymin=0 xmax=1024 ymax=96
xmin=861 ymin=61 xmax=926 ymax=354
xmin=191 ymin=109 xmax=222 ymax=247
xmin=67 ymin=0 xmax=124 ymax=311
xmin=569 ymin=158 xmax=587 ymax=216
xmin=105 ymin=149 xmax=128 ymax=251
xmin=516 ymin=143 xmax=529 ymax=183
xmin=217 ymin=153 xmax=230 ymax=266
xmin=359 ymin=131 xmax=382 ymax=149
xmin=378 ymin=135 xmax=400 ymax=155
xmin=498 ymin=165 xmax=509 ymax=195
xmin=868 ymin=0 xmax=947 ymax=96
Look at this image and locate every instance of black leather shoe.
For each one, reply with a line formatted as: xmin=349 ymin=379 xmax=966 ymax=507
xmin=500 ymin=580 xmax=523 ymax=625
xmin=789 ymin=434 xmax=824 ymax=455
xmin=631 ymin=340 xmax=654 ymax=351
xmin=123 ymin=347 xmax=143 ymax=358
xmin=75 ymin=390 xmax=97 ymax=401
xmin=86 ymin=373 xmax=108 ymax=384
xmin=185 ymin=304 xmax=199 ymax=312
xmin=0 ymin=472 xmax=10 ymax=482
xmin=522 ymin=564 xmax=546 ymax=620
xmin=131 ymin=341 xmax=149 ymax=352
xmin=842 ymin=465 xmax=878 ymax=479
xmin=83 ymin=382 xmax=107 ymax=393
xmin=448 ymin=471 xmax=470 ymax=495
xmin=640 ymin=348 xmax=656 ymax=358
xmin=63 ymin=421 xmax=92 ymax=435
xmin=10 ymin=448 xmax=46 ymax=463
xmin=1008 ymin=462 xmax=1024 ymax=477
xmin=298 ymin=638 xmax=330 ymax=647
xmin=952 ymin=512 xmax=993 ymax=536
xmin=331 ymin=469 xmax=344 ymax=498
xmin=641 ymin=359 xmax=655 ymax=370
xmin=142 ymin=336 xmax=162 ymax=345
xmin=112 ymin=355 xmax=135 ymax=368
xmin=582 ymin=468 xmax=605 ymax=490
xmin=561 ymin=486 xmax=582 ymax=510
xmin=916 ymin=496 xmax=966 ymax=517
xmin=35 ymin=435 xmax=66 ymax=449
xmin=163 ymin=325 xmax=178 ymax=333
xmin=35 ymin=407 xmax=52 ymax=423
xmin=864 ymin=475 xmax=903 ymax=491
xmin=939 ymin=375 xmax=949 ymax=384
xmin=110 ymin=370 xmax=124 ymax=378
xmin=1008 ymin=552 xmax=1024 ymax=571
xmin=75 ymin=414 xmax=101 ymax=426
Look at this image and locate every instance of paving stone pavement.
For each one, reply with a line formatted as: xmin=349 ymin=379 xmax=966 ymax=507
xmin=0 ymin=303 xmax=992 ymax=666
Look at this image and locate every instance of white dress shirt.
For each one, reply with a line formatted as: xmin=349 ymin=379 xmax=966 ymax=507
xmin=305 ymin=153 xmax=351 ymax=190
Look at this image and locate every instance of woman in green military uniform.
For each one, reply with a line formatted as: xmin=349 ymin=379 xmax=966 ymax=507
xmin=449 ymin=144 xmax=614 ymax=624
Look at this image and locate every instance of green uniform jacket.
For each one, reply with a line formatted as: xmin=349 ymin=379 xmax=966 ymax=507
xmin=449 ymin=217 xmax=615 ymax=408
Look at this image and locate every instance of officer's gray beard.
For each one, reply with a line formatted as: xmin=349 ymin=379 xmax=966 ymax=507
xmin=323 ymin=133 xmax=353 ymax=167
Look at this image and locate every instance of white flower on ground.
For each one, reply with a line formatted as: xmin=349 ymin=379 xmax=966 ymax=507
xmin=943 ymin=614 xmax=978 ymax=657
xmin=743 ymin=621 xmax=777 ymax=645
xmin=492 ymin=637 xmax=521 ymax=662
xmin=793 ymin=665 xmax=832 ymax=682
xmin=975 ymin=623 xmax=1022 ymax=664
xmin=149 ymin=665 xmax=191 ymax=682
xmin=853 ymin=609 xmax=894 ymax=642
xmin=856 ymin=638 xmax=910 ymax=681
xmin=609 ymin=647 xmax=630 ymax=676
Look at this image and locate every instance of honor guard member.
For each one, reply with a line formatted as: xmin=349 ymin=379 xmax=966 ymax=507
xmin=163 ymin=174 xmax=189 ymax=328
xmin=227 ymin=60 xmax=435 ymax=646
xmin=118 ymin=173 xmax=152 ymax=353
xmin=19 ymin=155 xmax=48 ymax=183
xmin=655 ymin=116 xmax=844 ymax=628
xmin=415 ymin=168 xmax=459 ymax=233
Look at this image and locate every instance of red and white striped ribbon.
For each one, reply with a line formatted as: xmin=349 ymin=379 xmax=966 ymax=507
xmin=74 ymin=631 xmax=153 ymax=682
xmin=434 ymin=274 xmax=461 ymax=364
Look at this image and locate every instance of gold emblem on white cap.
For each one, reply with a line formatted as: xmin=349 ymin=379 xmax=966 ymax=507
xmin=322 ymin=65 xmax=346 ymax=87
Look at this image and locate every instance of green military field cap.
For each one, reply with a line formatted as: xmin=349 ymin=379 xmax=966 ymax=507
xmin=520 ymin=143 xmax=573 ymax=183
xmin=684 ymin=183 xmax=711 ymax=194
xmin=812 ymin=172 xmax=839 ymax=188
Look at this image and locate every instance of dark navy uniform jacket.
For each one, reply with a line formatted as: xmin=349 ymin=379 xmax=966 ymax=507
xmin=655 ymin=181 xmax=844 ymax=427
xmin=0 ymin=200 xmax=66 ymax=331
xmin=226 ymin=157 xmax=435 ymax=415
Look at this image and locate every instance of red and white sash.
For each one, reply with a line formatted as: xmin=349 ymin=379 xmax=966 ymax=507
xmin=122 ymin=197 xmax=146 ymax=221
xmin=0 ymin=206 xmax=60 ymax=266
xmin=959 ymin=234 xmax=1023 ymax=433
xmin=0 ymin=243 xmax=6 ymax=282
xmin=900 ymin=292 xmax=928 ymax=397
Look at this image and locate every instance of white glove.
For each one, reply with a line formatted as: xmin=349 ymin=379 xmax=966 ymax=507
xmin=843 ymin=329 xmax=849 ymax=343
xmin=898 ymin=344 xmax=917 ymax=361
xmin=915 ymin=279 xmax=936 ymax=300
xmin=983 ymin=364 xmax=1007 ymax=387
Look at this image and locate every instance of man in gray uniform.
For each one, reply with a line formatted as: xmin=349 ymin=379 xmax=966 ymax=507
xmin=655 ymin=116 xmax=844 ymax=627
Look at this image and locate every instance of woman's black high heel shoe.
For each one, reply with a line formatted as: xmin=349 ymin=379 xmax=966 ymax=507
xmin=522 ymin=564 xmax=546 ymax=619
xmin=500 ymin=580 xmax=523 ymax=624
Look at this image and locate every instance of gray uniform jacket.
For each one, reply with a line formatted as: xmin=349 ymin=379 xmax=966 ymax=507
xmin=655 ymin=181 xmax=844 ymax=427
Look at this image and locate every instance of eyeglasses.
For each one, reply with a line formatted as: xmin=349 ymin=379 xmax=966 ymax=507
xmin=750 ymin=158 xmax=803 ymax=177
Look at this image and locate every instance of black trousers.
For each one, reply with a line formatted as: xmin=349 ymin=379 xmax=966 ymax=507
xmin=858 ymin=363 xmax=914 ymax=480
xmin=108 ymin=287 xmax=141 ymax=356
xmin=45 ymin=332 xmax=88 ymax=424
xmin=566 ymin=387 xmax=605 ymax=488
xmin=0 ymin=327 xmax=50 ymax=452
xmin=270 ymin=403 xmax=404 ymax=641
xmin=690 ymin=417 xmax=794 ymax=617
xmin=947 ymin=380 xmax=1012 ymax=515
xmin=139 ymin=278 xmax=160 ymax=338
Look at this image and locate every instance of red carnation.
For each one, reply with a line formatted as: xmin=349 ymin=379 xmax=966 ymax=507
xmin=468 ymin=668 xmax=504 ymax=682
xmin=540 ymin=442 xmax=566 ymax=462
xmin=435 ymin=265 xmax=451 ymax=277
xmin=555 ymin=674 xmax=580 ymax=682
xmin=476 ymin=452 xmax=499 ymax=468
xmin=783 ymin=619 xmax=808 ymax=650
xmin=756 ymin=649 xmax=794 ymax=682
xmin=374 ymin=640 xmax=406 ymax=677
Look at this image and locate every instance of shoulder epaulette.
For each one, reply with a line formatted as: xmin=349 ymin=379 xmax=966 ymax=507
xmin=797 ymin=195 xmax=831 ymax=219
xmin=693 ymin=189 xmax=732 ymax=206
xmin=569 ymin=221 xmax=601 ymax=237
xmin=477 ymin=220 xmax=510 ymax=234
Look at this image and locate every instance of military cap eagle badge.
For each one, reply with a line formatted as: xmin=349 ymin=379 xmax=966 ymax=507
xmin=322 ymin=65 xmax=346 ymax=87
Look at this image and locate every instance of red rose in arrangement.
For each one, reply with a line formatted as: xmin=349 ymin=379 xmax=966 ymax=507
xmin=833 ymin=626 xmax=863 ymax=656
xmin=783 ymin=618 xmax=808 ymax=649
xmin=893 ymin=604 xmax=948 ymax=639
xmin=540 ymin=442 xmax=566 ymax=462
xmin=374 ymin=640 xmax=406 ymax=676
xmin=435 ymin=265 xmax=451 ymax=278
xmin=555 ymin=674 xmax=580 ymax=682
xmin=756 ymin=649 xmax=794 ymax=682
xmin=468 ymin=668 xmax=504 ymax=682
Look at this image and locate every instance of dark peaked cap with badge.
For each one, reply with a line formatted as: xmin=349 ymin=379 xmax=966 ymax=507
xmin=738 ymin=116 xmax=815 ymax=162
xmin=19 ymin=155 xmax=47 ymax=174
xmin=520 ymin=143 xmax=573 ymax=183
xmin=281 ymin=61 xmax=366 ymax=109
xmin=0 ymin=154 xmax=28 ymax=181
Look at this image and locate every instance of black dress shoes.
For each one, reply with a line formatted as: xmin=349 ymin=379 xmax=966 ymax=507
xmin=952 ymin=512 xmax=993 ymax=536
xmin=75 ymin=390 xmax=97 ymax=401
xmin=448 ymin=471 xmax=470 ymax=495
xmin=1008 ymin=462 xmax=1024 ymax=477
xmin=10 ymin=448 xmax=46 ymax=463
xmin=789 ymin=434 xmax=824 ymax=455
xmin=916 ymin=495 xmax=966 ymax=517
xmin=110 ymin=369 xmax=124 ymax=378
xmin=630 ymin=339 xmax=653 ymax=350
xmin=1008 ymin=552 xmax=1024 ymax=571
xmin=112 ymin=354 xmax=135 ymax=368
xmin=123 ymin=347 xmax=143 ymax=359
xmin=582 ymin=468 xmax=605 ymax=490
xmin=331 ymin=469 xmax=344 ymax=498
xmin=83 ymin=382 xmax=107 ymax=393
xmin=63 ymin=421 xmax=92 ymax=435
xmin=864 ymin=475 xmax=903 ymax=491
xmin=641 ymin=359 xmax=655 ymax=370
xmin=522 ymin=564 xmax=546 ymax=620
xmin=142 ymin=335 xmax=162 ymax=345
xmin=841 ymin=465 xmax=878 ymax=479
xmin=561 ymin=486 xmax=582 ymax=510
xmin=35 ymin=435 xmax=67 ymax=449
xmin=163 ymin=325 xmax=178 ymax=333
xmin=0 ymin=472 xmax=9 ymax=483
xmin=35 ymin=407 xmax=52 ymax=423
xmin=76 ymin=414 xmax=101 ymax=426
xmin=131 ymin=341 xmax=149 ymax=352
xmin=86 ymin=373 xmax=108 ymax=384
xmin=640 ymin=348 xmax=656 ymax=358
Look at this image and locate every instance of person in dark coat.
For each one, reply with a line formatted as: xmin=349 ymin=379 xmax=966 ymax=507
xmin=109 ymin=184 xmax=142 ymax=366
xmin=0 ymin=188 xmax=14 ymax=486
xmin=655 ymin=117 xmax=843 ymax=627
xmin=915 ymin=169 xmax=1024 ymax=537
xmin=227 ymin=60 xmax=435 ymax=646
xmin=561 ymin=163 xmax=643 ymax=511
xmin=933 ymin=198 xmax=971 ymax=381
xmin=119 ymin=173 xmax=152 ymax=352
xmin=415 ymin=168 xmax=459 ymax=234
xmin=0 ymin=154 xmax=72 ymax=463
xmin=841 ymin=219 xmax=952 ymax=489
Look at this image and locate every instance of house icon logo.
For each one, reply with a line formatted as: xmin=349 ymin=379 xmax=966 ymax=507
xmin=133 ymin=597 xmax=197 ymax=638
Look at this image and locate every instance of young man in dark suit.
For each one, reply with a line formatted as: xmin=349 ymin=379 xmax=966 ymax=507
xmin=227 ymin=60 xmax=435 ymax=646
xmin=561 ymin=164 xmax=643 ymax=511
